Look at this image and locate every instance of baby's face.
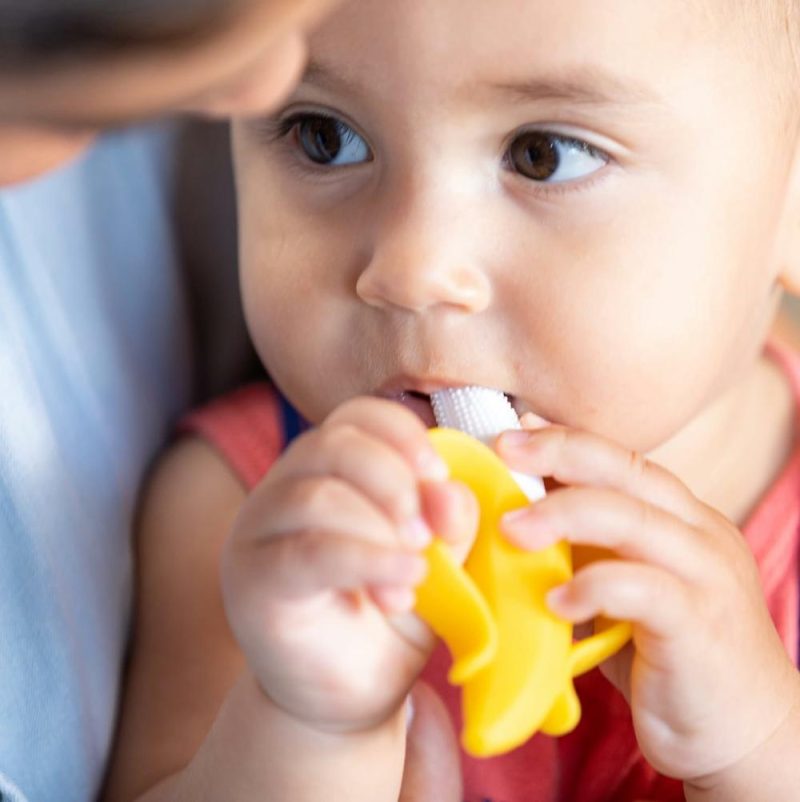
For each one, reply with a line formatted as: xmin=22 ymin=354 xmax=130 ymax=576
xmin=234 ymin=0 xmax=800 ymax=453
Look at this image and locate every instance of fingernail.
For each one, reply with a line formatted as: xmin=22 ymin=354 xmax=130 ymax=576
xmin=501 ymin=507 xmax=530 ymax=529
xmin=501 ymin=508 xmax=554 ymax=549
xmin=500 ymin=509 xmax=560 ymax=551
xmin=399 ymin=553 xmax=429 ymax=584
xmin=382 ymin=586 xmax=417 ymax=613
xmin=405 ymin=694 xmax=415 ymax=729
xmin=401 ymin=516 xmax=433 ymax=549
xmin=417 ymin=449 xmax=449 ymax=481
xmin=546 ymin=584 xmax=570 ymax=613
xmin=520 ymin=412 xmax=549 ymax=430
xmin=498 ymin=430 xmax=532 ymax=449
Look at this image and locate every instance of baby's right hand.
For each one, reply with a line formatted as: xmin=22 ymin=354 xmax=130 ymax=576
xmin=220 ymin=397 xmax=478 ymax=736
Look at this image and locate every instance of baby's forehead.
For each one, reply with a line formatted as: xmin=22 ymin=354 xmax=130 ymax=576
xmin=308 ymin=1 xmax=783 ymax=105
xmin=691 ymin=0 xmax=797 ymax=67
xmin=704 ymin=0 xmax=800 ymax=116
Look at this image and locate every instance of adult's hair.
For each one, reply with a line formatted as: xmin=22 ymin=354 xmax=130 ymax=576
xmin=0 ymin=0 xmax=243 ymax=63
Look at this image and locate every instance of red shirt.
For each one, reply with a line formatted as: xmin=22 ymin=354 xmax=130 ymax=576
xmin=181 ymin=342 xmax=800 ymax=802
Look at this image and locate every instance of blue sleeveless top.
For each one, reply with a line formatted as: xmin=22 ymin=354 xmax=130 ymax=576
xmin=0 ymin=126 xmax=192 ymax=802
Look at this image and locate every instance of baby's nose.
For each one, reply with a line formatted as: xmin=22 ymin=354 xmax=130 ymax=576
xmin=355 ymin=200 xmax=492 ymax=314
xmin=356 ymin=256 xmax=491 ymax=313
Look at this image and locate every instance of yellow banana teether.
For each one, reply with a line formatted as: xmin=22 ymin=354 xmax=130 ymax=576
xmin=414 ymin=427 xmax=632 ymax=758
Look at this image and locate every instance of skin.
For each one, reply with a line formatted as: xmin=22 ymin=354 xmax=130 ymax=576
xmin=0 ymin=0 xmax=340 ymax=185
xmin=103 ymin=409 xmax=475 ymax=801
xmin=109 ymin=0 xmax=800 ymax=800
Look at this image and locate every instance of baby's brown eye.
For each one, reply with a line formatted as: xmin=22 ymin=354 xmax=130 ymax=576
xmin=298 ymin=116 xmax=341 ymax=163
xmin=507 ymin=132 xmax=559 ymax=180
xmin=505 ymin=131 xmax=607 ymax=184
xmin=294 ymin=114 xmax=371 ymax=166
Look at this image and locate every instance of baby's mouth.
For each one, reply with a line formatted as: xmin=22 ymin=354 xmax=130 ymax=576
xmin=397 ymin=390 xmax=437 ymax=427
xmin=393 ymin=388 xmax=527 ymax=429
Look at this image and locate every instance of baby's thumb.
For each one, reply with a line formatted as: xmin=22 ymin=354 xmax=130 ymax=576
xmin=399 ymin=681 xmax=462 ymax=802
xmin=419 ymin=479 xmax=479 ymax=565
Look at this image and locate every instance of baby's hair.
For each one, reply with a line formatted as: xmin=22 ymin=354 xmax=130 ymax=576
xmin=0 ymin=0 xmax=247 ymax=64
xmin=755 ymin=0 xmax=799 ymax=74
xmin=732 ymin=1 xmax=799 ymax=79
xmin=698 ymin=0 xmax=800 ymax=128
xmin=759 ymin=0 xmax=800 ymax=127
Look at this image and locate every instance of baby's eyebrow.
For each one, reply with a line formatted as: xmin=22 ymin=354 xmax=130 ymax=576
xmin=301 ymin=59 xmax=363 ymax=98
xmin=300 ymin=59 xmax=666 ymax=116
xmin=486 ymin=66 xmax=664 ymax=110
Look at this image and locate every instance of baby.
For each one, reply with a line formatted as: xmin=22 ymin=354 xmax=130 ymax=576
xmin=103 ymin=1 xmax=800 ymax=800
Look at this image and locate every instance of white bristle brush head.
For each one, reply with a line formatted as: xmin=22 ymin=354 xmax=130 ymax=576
xmin=430 ymin=386 xmax=545 ymax=502
xmin=431 ymin=386 xmax=520 ymax=443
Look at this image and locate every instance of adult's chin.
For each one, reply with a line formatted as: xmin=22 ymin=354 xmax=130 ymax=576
xmin=0 ymin=125 xmax=95 ymax=187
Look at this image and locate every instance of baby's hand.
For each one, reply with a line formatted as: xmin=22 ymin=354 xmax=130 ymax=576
xmin=497 ymin=424 xmax=800 ymax=786
xmin=221 ymin=397 xmax=477 ymax=736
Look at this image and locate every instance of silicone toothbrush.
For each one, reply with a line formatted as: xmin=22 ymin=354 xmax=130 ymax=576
xmin=430 ymin=387 xmax=546 ymax=503
xmin=413 ymin=386 xmax=632 ymax=757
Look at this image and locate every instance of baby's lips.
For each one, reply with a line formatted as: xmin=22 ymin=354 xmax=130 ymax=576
xmin=395 ymin=390 xmax=438 ymax=428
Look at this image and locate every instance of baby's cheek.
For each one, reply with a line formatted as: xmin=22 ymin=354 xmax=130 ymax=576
xmin=558 ymin=357 xmax=702 ymax=453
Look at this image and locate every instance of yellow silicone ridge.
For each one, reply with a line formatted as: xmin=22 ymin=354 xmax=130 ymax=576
xmin=414 ymin=428 xmax=632 ymax=757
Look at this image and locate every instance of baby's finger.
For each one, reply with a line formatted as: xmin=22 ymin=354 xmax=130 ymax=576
xmin=546 ymin=559 xmax=692 ymax=640
xmin=370 ymin=584 xmax=419 ymax=614
xmin=248 ymin=473 xmax=435 ymax=551
xmin=266 ymin=442 xmax=433 ymax=548
xmin=324 ymin=397 xmax=448 ymax=481
xmin=497 ymin=426 xmax=711 ymax=528
xmin=400 ymin=681 xmax=463 ymax=802
xmin=419 ymin=480 xmax=480 ymax=563
xmin=502 ymin=486 xmax=714 ymax=582
xmin=226 ymin=529 xmax=428 ymax=604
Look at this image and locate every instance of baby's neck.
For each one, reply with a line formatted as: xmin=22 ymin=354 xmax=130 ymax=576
xmin=651 ymin=348 xmax=796 ymax=527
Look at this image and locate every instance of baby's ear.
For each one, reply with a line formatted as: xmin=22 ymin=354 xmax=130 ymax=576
xmin=777 ymin=136 xmax=800 ymax=296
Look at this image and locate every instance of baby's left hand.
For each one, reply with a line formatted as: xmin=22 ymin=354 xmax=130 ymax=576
xmin=497 ymin=424 xmax=800 ymax=786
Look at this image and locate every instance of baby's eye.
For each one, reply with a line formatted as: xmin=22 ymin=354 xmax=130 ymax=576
xmin=505 ymin=131 xmax=607 ymax=183
xmin=291 ymin=113 xmax=372 ymax=167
